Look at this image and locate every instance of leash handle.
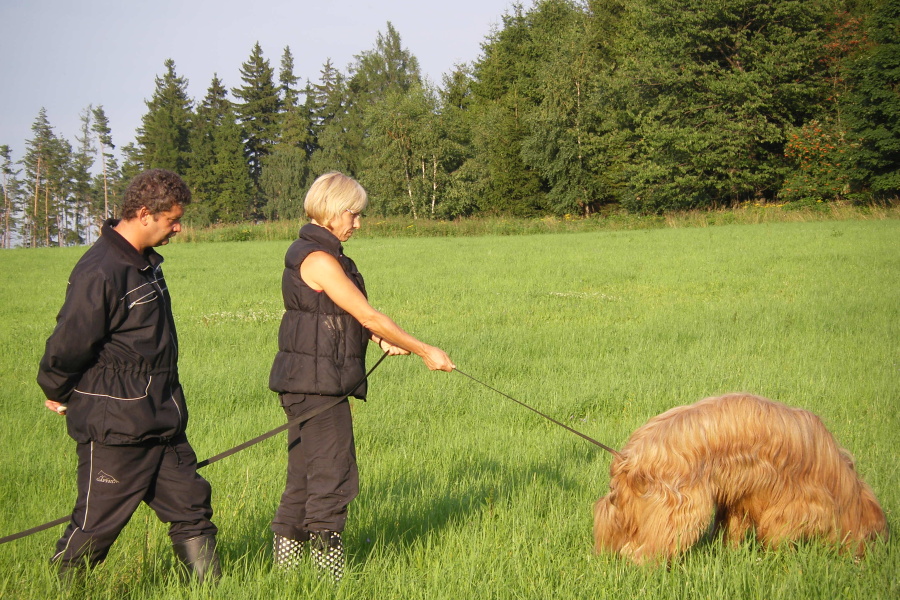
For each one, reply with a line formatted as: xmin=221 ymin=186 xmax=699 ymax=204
xmin=453 ymin=367 xmax=620 ymax=457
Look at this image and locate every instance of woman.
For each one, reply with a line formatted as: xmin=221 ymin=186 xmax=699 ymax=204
xmin=268 ymin=172 xmax=454 ymax=582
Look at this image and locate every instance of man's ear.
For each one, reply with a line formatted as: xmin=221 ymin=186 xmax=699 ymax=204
xmin=137 ymin=206 xmax=151 ymax=224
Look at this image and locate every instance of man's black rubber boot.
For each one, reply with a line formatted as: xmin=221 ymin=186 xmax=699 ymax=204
xmin=173 ymin=535 xmax=221 ymax=584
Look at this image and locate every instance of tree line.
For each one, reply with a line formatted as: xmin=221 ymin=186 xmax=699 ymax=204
xmin=2 ymin=0 xmax=897 ymax=248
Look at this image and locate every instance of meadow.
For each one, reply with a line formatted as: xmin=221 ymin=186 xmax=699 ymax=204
xmin=0 ymin=218 xmax=897 ymax=599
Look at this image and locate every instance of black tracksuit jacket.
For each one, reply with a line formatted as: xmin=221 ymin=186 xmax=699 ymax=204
xmin=37 ymin=220 xmax=188 ymax=445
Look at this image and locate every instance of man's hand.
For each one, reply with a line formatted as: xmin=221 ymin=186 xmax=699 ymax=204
xmin=45 ymin=400 xmax=67 ymax=415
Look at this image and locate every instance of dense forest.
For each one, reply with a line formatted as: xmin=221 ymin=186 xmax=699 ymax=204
xmin=1 ymin=0 xmax=897 ymax=248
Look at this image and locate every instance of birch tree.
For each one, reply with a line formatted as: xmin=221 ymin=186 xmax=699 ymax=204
xmin=362 ymin=84 xmax=445 ymax=218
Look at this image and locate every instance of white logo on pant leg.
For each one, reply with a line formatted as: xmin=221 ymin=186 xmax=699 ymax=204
xmin=95 ymin=471 xmax=119 ymax=484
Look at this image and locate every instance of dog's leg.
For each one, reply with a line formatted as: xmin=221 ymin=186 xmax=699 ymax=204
xmin=718 ymin=501 xmax=755 ymax=547
xmin=753 ymin=495 xmax=829 ymax=550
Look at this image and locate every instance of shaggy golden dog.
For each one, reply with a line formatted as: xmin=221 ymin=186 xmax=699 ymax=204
xmin=593 ymin=393 xmax=887 ymax=564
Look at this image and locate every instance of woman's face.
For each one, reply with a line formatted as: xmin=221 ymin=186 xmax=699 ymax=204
xmin=325 ymin=208 xmax=362 ymax=242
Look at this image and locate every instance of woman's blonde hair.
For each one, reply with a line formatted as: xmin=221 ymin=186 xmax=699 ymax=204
xmin=304 ymin=172 xmax=368 ymax=224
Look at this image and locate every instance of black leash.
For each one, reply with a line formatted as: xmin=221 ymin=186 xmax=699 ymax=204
xmin=453 ymin=367 xmax=620 ymax=457
xmin=0 ymin=517 xmax=70 ymax=545
xmin=0 ymin=351 xmax=389 ymax=546
xmin=3 ymin=355 xmax=616 ymax=545
xmin=198 ymin=351 xmax=388 ymax=468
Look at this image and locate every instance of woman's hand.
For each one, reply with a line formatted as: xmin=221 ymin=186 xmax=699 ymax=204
xmin=304 ymin=254 xmax=454 ymax=373
xmin=420 ymin=345 xmax=455 ymax=372
xmin=373 ymin=336 xmax=410 ymax=356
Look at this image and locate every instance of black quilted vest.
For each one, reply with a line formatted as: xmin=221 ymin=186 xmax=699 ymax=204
xmin=268 ymin=223 xmax=369 ymax=398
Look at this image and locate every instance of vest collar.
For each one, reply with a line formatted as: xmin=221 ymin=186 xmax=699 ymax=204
xmin=299 ymin=222 xmax=343 ymax=256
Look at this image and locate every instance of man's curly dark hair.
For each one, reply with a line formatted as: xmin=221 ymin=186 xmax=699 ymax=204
xmin=121 ymin=169 xmax=192 ymax=219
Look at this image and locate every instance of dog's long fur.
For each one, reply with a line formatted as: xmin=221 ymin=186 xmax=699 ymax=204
xmin=593 ymin=393 xmax=887 ymax=564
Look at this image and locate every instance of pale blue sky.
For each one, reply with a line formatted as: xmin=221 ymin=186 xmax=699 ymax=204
xmin=0 ymin=0 xmax=516 ymax=165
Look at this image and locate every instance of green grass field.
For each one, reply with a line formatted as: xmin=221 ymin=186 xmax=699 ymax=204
xmin=0 ymin=219 xmax=897 ymax=599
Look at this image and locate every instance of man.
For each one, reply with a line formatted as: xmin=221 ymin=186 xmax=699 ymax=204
xmin=37 ymin=169 xmax=220 ymax=584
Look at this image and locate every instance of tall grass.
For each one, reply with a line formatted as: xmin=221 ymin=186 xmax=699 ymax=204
xmin=174 ymin=202 xmax=900 ymax=243
xmin=0 ymin=219 xmax=897 ymax=599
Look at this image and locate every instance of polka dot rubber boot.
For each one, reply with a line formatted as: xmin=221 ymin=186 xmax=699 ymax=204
xmin=273 ymin=534 xmax=305 ymax=569
xmin=310 ymin=530 xmax=344 ymax=583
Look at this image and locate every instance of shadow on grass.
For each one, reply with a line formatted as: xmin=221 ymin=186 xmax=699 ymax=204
xmin=215 ymin=422 xmax=610 ymax=574
xmin=349 ymin=441 xmax=601 ymax=566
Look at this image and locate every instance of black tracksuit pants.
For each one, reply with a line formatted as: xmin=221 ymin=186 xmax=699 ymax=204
xmin=53 ymin=434 xmax=217 ymax=568
xmin=270 ymin=394 xmax=359 ymax=541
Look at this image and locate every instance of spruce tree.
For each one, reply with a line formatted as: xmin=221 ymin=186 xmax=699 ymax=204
xmin=279 ymin=46 xmax=300 ymax=109
xmin=260 ymin=147 xmax=309 ymax=220
xmin=189 ymin=75 xmax=228 ymax=224
xmin=212 ymin=110 xmax=255 ymax=222
xmin=468 ymin=4 xmax=546 ymax=215
xmin=258 ymin=46 xmax=313 ymax=220
xmin=233 ymin=42 xmax=281 ymax=206
xmin=135 ymin=59 xmax=193 ymax=174
xmin=117 ymin=143 xmax=142 ymax=214
xmin=307 ymin=59 xmax=353 ymax=178
xmin=844 ymin=0 xmax=900 ymax=197
xmin=277 ymin=46 xmax=315 ymax=153
xmin=190 ymin=75 xmax=254 ymax=224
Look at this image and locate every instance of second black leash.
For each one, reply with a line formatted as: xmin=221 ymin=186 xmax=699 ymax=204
xmin=452 ymin=367 xmax=620 ymax=457
xmin=199 ymin=350 xmax=389 ymax=468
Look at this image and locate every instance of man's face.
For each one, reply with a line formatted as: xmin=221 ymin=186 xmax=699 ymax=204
xmin=147 ymin=204 xmax=185 ymax=247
